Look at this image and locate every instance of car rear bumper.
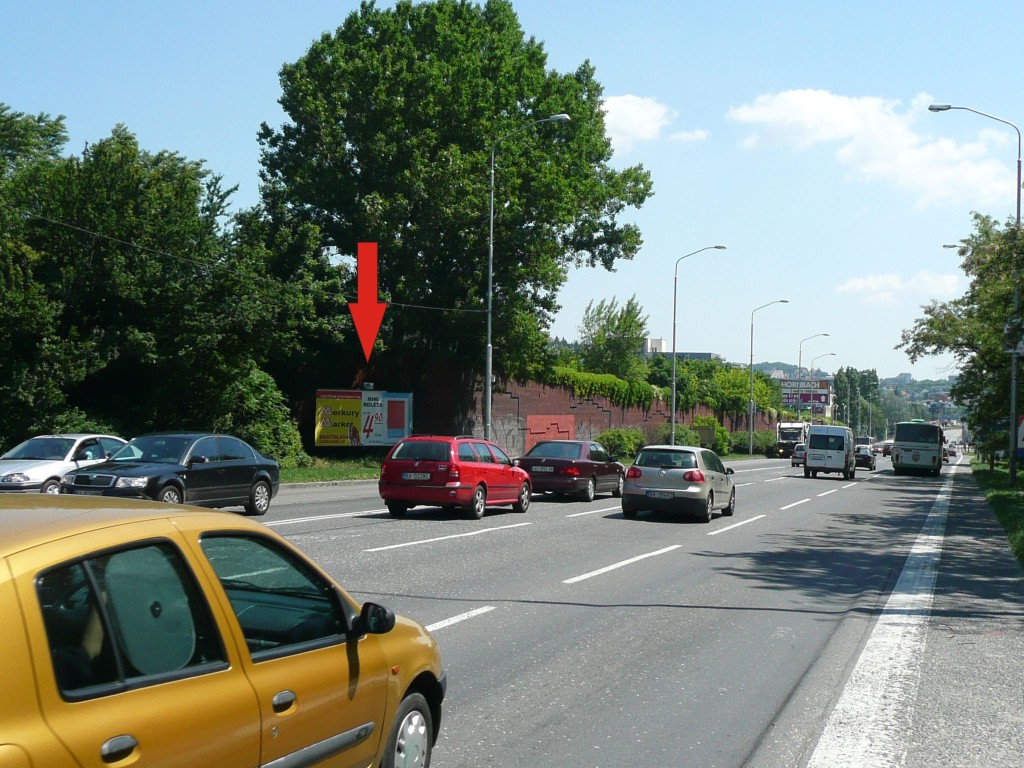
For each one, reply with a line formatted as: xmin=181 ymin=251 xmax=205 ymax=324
xmin=379 ymin=483 xmax=475 ymax=508
xmin=621 ymin=489 xmax=707 ymax=514
xmin=529 ymin=475 xmax=588 ymax=494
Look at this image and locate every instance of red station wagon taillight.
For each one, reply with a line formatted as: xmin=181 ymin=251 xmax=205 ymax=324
xmin=448 ymin=464 xmax=460 ymax=482
xmin=626 ymin=467 xmax=642 ymax=479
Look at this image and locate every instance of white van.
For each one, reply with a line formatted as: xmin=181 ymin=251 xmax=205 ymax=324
xmin=804 ymin=425 xmax=856 ymax=479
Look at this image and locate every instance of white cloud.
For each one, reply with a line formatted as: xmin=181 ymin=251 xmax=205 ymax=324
xmin=602 ymin=95 xmax=674 ymax=152
xmin=670 ymin=129 xmax=709 ymax=142
xmin=836 ymin=270 xmax=961 ymax=305
xmin=727 ymin=89 xmax=1013 ymax=209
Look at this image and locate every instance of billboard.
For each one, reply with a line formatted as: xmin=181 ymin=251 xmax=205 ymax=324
xmin=780 ymin=378 xmax=831 ymax=414
xmin=314 ymin=389 xmax=413 ymax=447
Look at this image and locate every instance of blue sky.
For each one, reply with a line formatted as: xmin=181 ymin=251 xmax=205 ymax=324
xmin=4 ymin=0 xmax=1020 ymax=380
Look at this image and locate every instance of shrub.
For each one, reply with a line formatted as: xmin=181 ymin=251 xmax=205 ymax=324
xmin=596 ymin=428 xmax=646 ymax=460
xmin=690 ymin=414 xmax=730 ymax=455
xmin=729 ymin=429 xmax=778 ymax=455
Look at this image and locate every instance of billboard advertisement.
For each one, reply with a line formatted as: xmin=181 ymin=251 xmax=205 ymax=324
xmin=780 ymin=378 xmax=831 ymax=415
xmin=314 ymin=389 xmax=413 ymax=447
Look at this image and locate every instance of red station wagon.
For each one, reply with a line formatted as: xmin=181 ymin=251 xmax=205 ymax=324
xmin=378 ymin=435 xmax=532 ymax=519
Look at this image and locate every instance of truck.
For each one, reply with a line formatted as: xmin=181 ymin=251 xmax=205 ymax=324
xmin=769 ymin=421 xmax=810 ymax=459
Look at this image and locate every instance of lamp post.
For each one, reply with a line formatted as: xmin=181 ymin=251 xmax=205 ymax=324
xmin=797 ymin=333 xmax=829 ymax=419
xmin=749 ymin=299 xmax=789 ymax=454
xmin=929 ymin=103 xmax=1021 ymax=484
xmin=671 ymin=245 xmax=728 ymax=444
xmin=485 ymin=112 xmax=570 ymax=439
xmin=810 ymin=352 xmax=836 ymax=421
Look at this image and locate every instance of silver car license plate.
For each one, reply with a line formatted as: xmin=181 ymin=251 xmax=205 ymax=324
xmin=646 ymin=490 xmax=673 ymax=499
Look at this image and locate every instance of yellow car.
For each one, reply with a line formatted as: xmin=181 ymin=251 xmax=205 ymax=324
xmin=0 ymin=494 xmax=445 ymax=767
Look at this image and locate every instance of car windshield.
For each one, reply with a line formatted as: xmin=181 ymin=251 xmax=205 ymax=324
xmin=525 ymin=442 xmax=582 ymax=459
xmin=111 ymin=436 xmax=192 ymax=464
xmin=1 ymin=437 xmax=74 ymax=461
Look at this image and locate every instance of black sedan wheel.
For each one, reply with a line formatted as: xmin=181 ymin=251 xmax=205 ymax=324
xmin=158 ymin=485 xmax=182 ymax=504
xmin=578 ymin=477 xmax=596 ymax=502
xmin=244 ymin=479 xmax=272 ymax=516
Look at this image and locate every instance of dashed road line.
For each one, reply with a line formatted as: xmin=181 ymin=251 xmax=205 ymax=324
xmin=566 ymin=504 xmax=620 ymax=518
xmin=708 ymin=515 xmax=766 ymax=535
xmin=817 ymin=489 xmax=838 ymax=497
xmin=363 ymin=522 xmax=532 ymax=552
xmin=780 ymin=498 xmax=811 ymax=510
xmin=426 ymin=606 xmax=495 ymax=632
xmin=563 ymin=545 xmax=682 ymax=584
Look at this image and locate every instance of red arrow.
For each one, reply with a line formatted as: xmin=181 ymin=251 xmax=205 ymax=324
xmin=348 ymin=242 xmax=388 ymax=361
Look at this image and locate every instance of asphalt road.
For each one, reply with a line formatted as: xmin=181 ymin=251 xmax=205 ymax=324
xmin=258 ymin=451 xmax=1022 ymax=767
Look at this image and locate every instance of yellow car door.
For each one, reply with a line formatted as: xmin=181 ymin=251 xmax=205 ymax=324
xmin=194 ymin=532 xmax=391 ymax=768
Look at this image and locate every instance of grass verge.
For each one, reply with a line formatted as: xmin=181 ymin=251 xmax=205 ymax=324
xmin=969 ymin=459 xmax=1024 ymax=568
xmin=281 ymin=457 xmax=381 ymax=484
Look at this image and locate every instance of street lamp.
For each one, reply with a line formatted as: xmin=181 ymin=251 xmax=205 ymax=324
xmin=749 ymin=299 xmax=789 ymax=454
xmin=671 ymin=245 xmax=728 ymax=444
xmin=929 ymin=102 xmax=1021 ymax=484
xmin=485 ymin=112 xmax=570 ymax=439
xmin=798 ymin=333 xmax=829 ymax=419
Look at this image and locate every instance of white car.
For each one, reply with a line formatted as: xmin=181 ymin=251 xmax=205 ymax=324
xmin=0 ymin=434 xmax=126 ymax=494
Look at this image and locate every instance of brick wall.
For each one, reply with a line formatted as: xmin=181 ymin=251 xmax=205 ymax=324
xmin=412 ymin=376 xmax=776 ymax=456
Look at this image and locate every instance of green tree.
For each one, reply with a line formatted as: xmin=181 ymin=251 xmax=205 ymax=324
xmin=257 ymin=0 xmax=653 ymax=387
xmin=899 ymin=213 xmax=1018 ymax=435
xmin=578 ymin=295 xmax=649 ymax=381
xmin=6 ymin=123 xmax=309 ymax=462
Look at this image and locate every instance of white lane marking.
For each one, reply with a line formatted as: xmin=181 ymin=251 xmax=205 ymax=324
xmin=266 ymin=510 xmax=370 ymax=526
xmin=806 ymin=477 xmax=950 ymax=767
xmin=780 ymin=499 xmax=810 ymax=510
xmin=736 ymin=482 xmax=757 ymax=488
xmin=708 ymin=515 xmax=766 ymax=535
xmin=426 ymin=606 xmax=495 ymax=632
xmin=566 ymin=505 xmax=620 ymax=518
xmin=733 ymin=466 xmax=787 ymax=474
xmin=562 ymin=545 xmax=682 ymax=584
xmin=842 ymin=482 xmax=857 ymax=489
xmin=363 ymin=522 xmax=532 ymax=552
xmin=765 ymin=477 xmax=787 ymax=482
xmin=817 ymin=489 xmax=838 ymax=497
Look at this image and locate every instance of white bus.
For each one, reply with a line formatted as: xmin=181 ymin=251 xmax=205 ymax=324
xmin=891 ymin=420 xmax=944 ymax=476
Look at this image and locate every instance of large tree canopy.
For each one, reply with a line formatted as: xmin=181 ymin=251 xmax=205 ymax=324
xmin=899 ymin=212 xmax=1020 ymax=434
xmin=258 ymin=0 xmax=653 ymax=384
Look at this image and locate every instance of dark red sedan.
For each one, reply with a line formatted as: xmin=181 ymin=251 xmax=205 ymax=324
xmin=514 ymin=440 xmax=625 ymax=502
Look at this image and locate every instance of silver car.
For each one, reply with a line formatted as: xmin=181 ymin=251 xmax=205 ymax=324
xmin=621 ymin=444 xmax=736 ymax=522
xmin=0 ymin=434 xmax=127 ymax=494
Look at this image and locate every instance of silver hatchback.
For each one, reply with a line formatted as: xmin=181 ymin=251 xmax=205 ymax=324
xmin=621 ymin=445 xmax=736 ymax=522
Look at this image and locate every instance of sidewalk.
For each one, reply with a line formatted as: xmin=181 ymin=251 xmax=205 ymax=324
xmin=904 ymin=463 xmax=1024 ymax=768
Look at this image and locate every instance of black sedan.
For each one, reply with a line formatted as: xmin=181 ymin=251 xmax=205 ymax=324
xmin=60 ymin=432 xmax=280 ymax=515
xmin=853 ymin=445 xmax=877 ymax=471
xmin=514 ymin=440 xmax=624 ymax=501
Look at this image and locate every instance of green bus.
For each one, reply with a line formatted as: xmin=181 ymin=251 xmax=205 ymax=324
xmin=891 ymin=420 xmax=944 ymax=476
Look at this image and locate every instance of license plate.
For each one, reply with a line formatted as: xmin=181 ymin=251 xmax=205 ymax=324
xmin=402 ymin=472 xmax=430 ymax=481
xmin=646 ymin=490 xmax=673 ymax=499
xmin=809 ymin=453 xmax=824 ymax=461
xmin=75 ymin=489 xmax=104 ymax=496
xmin=532 ymin=466 xmax=554 ymax=472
